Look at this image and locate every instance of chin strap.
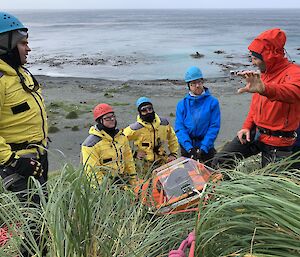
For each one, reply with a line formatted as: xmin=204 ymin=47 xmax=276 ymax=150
xmin=15 ymin=66 xmax=40 ymax=93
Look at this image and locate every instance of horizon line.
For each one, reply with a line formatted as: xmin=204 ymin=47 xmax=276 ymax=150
xmin=5 ymin=7 xmax=300 ymax=10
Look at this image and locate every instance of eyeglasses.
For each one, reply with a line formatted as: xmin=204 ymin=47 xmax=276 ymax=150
xmin=102 ymin=114 xmax=116 ymax=121
xmin=140 ymin=106 xmax=153 ymax=112
xmin=189 ymin=79 xmax=204 ymax=87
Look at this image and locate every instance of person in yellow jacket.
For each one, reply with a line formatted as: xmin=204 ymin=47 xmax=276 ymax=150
xmin=0 ymin=12 xmax=48 ymax=195
xmin=124 ymin=97 xmax=179 ymax=175
xmin=81 ymin=103 xmax=137 ymax=186
xmin=0 ymin=12 xmax=48 ymax=257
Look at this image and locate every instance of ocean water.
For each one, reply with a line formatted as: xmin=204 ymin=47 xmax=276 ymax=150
xmin=11 ymin=9 xmax=300 ymax=80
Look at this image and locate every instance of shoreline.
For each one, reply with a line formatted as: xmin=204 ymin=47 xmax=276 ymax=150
xmin=38 ymin=75 xmax=251 ymax=171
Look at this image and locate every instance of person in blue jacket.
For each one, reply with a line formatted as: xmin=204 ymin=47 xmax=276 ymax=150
xmin=175 ymin=66 xmax=221 ymax=166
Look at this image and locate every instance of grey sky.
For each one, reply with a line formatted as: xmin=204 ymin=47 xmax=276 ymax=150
xmin=2 ymin=0 xmax=300 ymax=10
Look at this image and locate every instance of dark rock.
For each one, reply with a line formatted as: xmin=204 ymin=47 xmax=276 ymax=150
xmin=214 ymin=50 xmax=225 ymax=54
xmin=190 ymin=51 xmax=205 ymax=59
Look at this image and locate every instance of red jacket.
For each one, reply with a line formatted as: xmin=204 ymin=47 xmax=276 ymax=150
xmin=243 ymin=28 xmax=300 ymax=147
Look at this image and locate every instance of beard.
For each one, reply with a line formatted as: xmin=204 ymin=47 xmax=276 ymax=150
xmin=140 ymin=111 xmax=156 ymax=123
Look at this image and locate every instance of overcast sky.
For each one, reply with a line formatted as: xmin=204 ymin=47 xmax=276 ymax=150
xmin=2 ymin=0 xmax=300 ymax=10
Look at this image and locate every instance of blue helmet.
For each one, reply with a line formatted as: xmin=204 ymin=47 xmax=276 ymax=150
xmin=184 ymin=66 xmax=203 ymax=83
xmin=136 ymin=97 xmax=152 ymax=108
xmin=0 ymin=12 xmax=27 ymax=34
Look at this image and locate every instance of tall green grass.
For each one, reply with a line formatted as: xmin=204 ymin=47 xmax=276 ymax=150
xmin=1 ymin=164 xmax=195 ymax=257
xmin=1 ymin=157 xmax=300 ymax=257
xmin=195 ymin=160 xmax=300 ymax=257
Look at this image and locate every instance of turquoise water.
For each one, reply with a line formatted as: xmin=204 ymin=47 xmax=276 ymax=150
xmin=12 ymin=9 xmax=300 ymax=79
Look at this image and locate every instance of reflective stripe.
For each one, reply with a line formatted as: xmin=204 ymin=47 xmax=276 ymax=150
xmin=2 ymin=173 xmax=23 ymax=190
xmin=82 ymin=134 xmax=102 ymax=147
xmin=20 ymin=153 xmax=38 ymax=159
xmin=129 ymin=122 xmax=144 ymax=131
xmin=8 ymin=141 xmax=44 ymax=151
xmin=160 ymin=117 xmax=169 ymax=126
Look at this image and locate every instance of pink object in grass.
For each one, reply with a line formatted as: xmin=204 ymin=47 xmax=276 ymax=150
xmin=168 ymin=231 xmax=195 ymax=257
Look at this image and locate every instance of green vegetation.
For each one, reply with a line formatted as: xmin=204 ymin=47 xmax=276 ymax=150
xmin=105 ymin=88 xmax=118 ymax=93
xmin=0 ymin=158 xmax=299 ymax=256
xmin=104 ymin=92 xmax=114 ymax=98
xmin=0 ymin=165 xmax=194 ymax=257
xmin=46 ymin=101 xmax=94 ymax=120
xmin=195 ymin=160 xmax=300 ymax=257
xmin=111 ymin=102 xmax=130 ymax=106
xmin=121 ymin=84 xmax=130 ymax=89
xmin=48 ymin=126 xmax=60 ymax=133
xmin=71 ymin=125 xmax=80 ymax=131
xmin=65 ymin=111 xmax=79 ymax=119
xmin=104 ymin=84 xmax=130 ymax=94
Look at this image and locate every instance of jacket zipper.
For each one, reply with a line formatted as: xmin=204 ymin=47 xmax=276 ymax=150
xmin=30 ymin=91 xmax=46 ymax=139
xmin=151 ymin=123 xmax=156 ymax=161
xmin=112 ymin=140 xmax=120 ymax=172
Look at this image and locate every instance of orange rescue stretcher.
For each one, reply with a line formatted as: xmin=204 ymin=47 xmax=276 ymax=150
xmin=135 ymin=157 xmax=221 ymax=214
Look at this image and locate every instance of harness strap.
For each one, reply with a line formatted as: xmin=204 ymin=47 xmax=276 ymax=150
xmin=257 ymin=126 xmax=297 ymax=138
xmin=8 ymin=141 xmax=44 ymax=151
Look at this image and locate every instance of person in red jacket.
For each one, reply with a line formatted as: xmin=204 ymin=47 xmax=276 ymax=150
xmin=212 ymin=28 xmax=300 ymax=169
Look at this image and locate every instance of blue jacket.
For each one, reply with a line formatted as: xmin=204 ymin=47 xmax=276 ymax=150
xmin=175 ymin=88 xmax=221 ymax=153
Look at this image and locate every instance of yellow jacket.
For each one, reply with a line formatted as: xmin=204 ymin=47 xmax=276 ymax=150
xmin=81 ymin=125 xmax=137 ymax=185
xmin=124 ymin=114 xmax=179 ymax=163
xmin=0 ymin=60 xmax=48 ymax=165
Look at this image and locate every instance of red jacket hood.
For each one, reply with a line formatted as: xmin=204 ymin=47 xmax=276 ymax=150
xmin=248 ymin=28 xmax=289 ymax=73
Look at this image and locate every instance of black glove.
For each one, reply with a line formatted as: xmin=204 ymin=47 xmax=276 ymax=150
xmin=188 ymin=147 xmax=202 ymax=161
xmin=10 ymin=157 xmax=43 ymax=178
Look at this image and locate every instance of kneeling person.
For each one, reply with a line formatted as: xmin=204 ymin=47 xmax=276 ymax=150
xmin=81 ymin=103 xmax=137 ymax=185
xmin=124 ymin=97 xmax=179 ymax=174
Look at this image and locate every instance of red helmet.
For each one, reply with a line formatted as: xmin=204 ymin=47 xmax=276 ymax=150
xmin=93 ymin=103 xmax=114 ymax=121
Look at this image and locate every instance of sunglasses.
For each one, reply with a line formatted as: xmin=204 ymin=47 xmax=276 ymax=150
xmin=140 ymin=106 xmax=153 ymax=112
xmin=102 ymin=114 xmax=116 ymax=121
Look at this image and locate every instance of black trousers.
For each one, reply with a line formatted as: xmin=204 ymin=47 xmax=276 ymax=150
xmin=212 ymin=136 xmax=297 ymax=169
xmin=180 ymin=146 xmax=216 ymax=167
xmin=0 ymin=153 xmax=48 ymax=203
xmin=0 ymin=153 xmax=48 ymax=257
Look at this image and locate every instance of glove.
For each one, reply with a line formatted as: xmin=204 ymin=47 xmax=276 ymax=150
xmin=10 ymin=157 xmax=43 ymax=178
xmin=188 ymin=147 xmax=202 ymax=161
xmin=167 ymin=153 xmax=177 ymax=163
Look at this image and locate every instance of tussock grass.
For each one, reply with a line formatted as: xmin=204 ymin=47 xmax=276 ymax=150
xmin=1 ymin=156 xmax=299 ymax=256
xmin=195 ymin=159 xmax=300 ymax=257
xmin=1 ymin=164 xmax=195 ymax=257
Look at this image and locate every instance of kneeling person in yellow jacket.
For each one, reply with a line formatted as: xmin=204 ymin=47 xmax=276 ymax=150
xmin=81 ymin=103 xmax=137 ymax=186
xmin=124 ymin=97 xmax=179 ymax=175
